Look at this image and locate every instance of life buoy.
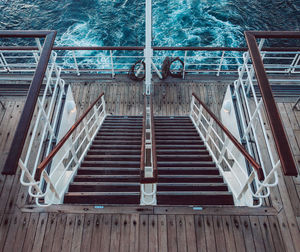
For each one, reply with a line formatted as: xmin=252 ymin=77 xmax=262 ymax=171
xmin=128 ymin=60 xmax=145 ymax=81
xmin=161 ymin=57 xmax=184 ymax=79
xmin=169 ymin=57 xmax=184 ymax=78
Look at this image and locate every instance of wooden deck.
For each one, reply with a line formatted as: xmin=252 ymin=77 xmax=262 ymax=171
xmin=0 ymin=78 xmax=300 ymax=251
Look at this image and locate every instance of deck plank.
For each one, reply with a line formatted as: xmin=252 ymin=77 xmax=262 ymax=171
xmin=148 ymin=215 xmax=158 ymax=252
xmin=176 ymin=215 xmax=188 ymax=252
xmin=120 ymin=214 xmax=131 ymax=252
xmin=204 ymin=215 xmax=216 ymax=252
xmin=230 ymin=216 xmax=246 ymax=252
xmin=213 ymin=216 xmax=227 ymax=252
xmin=129 ymin=214 xmax=139 ymax=252
xmin=184 ymin=215 xmax=197 ymax=252
xmin=194 ymin=215 xmax=207 ymax=252
xmin=110 ymin=214 xmax=121 ymax=252
xmin=139 ymin=214 xmax=149 ymax=252
xmin=167 ymin=214 xmax=178 ymax=252
xmin=240 ymin=216 xmax=256 ymax=252
xmin=31 ymin=213 xmax=48 ymax=252
xmin=41 ymin=213 xmax=58 ymax=252
xmin=157 ymin=215 xmax=168 ymax=252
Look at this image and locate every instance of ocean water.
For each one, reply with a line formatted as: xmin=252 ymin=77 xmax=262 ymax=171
xmin=1 ymin=0 xmax=300 ymax=47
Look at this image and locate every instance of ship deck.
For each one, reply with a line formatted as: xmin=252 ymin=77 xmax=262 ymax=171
xmin=0 ymin=76 xmax=300 ymax=251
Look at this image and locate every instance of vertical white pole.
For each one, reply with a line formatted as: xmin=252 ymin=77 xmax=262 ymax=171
xmin=145 ymin=0 xmax=153 ymax=95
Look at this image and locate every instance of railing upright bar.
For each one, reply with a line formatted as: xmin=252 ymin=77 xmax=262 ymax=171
xmin=35 ymin=92 xmax=104 ymax=179
xmin=192 ymin=93 xmax=264 ymax=180
xmin=140 ymin=95 xmax=146 ymax=182
xmin=72 ymin=50 xmax=80 ymax=76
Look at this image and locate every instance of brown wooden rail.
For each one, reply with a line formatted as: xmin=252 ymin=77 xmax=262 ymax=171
xmin=192 ymin=93 xmax=264 ymax=181
xmin=244 ymin=31 xmax=298 ymax=176
xmin=1 ymin=30 xmax=57 ymax=175
xmin=140 ymin=94 xmax=157 ymax=183
xmin=35 ymin=92 xmax=104 ymax=180
xmin=1 ymin=46 xmax=300 ymax=51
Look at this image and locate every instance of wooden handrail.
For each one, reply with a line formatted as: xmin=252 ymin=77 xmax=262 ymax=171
xmin=1 ymin=30 xmax=57 ymax=175
xmin=140 ymin=94 xmax=157 ymax=183
xmin=1 ymin=46 xmax=300 ymax=52
xmin=35 ymin=92 xmax=104 ymax=180
xmin=192 ymin=93 xmax=264 ymax=180
xmin=244 ymin=31 xmax=298 ymax=177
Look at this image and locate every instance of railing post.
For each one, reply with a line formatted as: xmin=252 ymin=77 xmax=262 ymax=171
xmin=217 ymin=136 xmax=229 ymax=165
xmin=72 ymin=50 xmax=80 ymax=76
xmin=83 ymin=118 xmax=91 ymax=142
xmin=0 ymin=52 xmax=10 ymax=72
xmin=110 ymin=50 xmax=115 ymax=79
xmin=205 ymin=117 xmax=214 ymax=142
xmin=183 ymin=50 xmax=187 ymax=79
xmin=217 ymin=51 xmax=225 ymax=76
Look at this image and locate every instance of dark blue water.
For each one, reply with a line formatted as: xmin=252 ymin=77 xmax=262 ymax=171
xmin=1 ymin=0 xmax=300 ymax=47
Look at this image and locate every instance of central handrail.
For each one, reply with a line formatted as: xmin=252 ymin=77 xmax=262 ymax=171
xmin=192 ymin=93 xmax=264 ymax=180
xmin=35 ymin=92 xmax=104 ymax=180
xmin=140 ymin=94 xmax=157 ymax=183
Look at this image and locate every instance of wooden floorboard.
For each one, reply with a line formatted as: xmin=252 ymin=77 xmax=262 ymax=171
xmin=1 ymin=80 xmax=300 ymax=251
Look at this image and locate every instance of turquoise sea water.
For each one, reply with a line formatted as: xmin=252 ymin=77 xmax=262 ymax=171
xmin=1 ymin=0 xmax=300 ymax=47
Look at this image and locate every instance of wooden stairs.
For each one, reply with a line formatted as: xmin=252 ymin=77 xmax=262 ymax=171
xmin=155 ymin=116 xmax=234 ymax=205
xmin=64 ymin=115 xmax=234 ymax=205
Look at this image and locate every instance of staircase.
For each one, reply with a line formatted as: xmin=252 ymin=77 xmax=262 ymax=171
xmin=155 ymin=116 xmax=234 ymax=205
xmin=64 ymin=116 xmax=142 ymax=204
xmin=64 ymin=115 xmax=234 ymax=206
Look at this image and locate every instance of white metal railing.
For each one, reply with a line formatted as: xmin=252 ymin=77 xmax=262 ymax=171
xmin=1 ymin=48 xmax=300 ymax=80
xmin=19 ymin=93 xmax=106 ymax=206
xmin=227 ymin=39 xmax=285 ymax=206
xmin=190 ymin=95 xmax=276 ymax=207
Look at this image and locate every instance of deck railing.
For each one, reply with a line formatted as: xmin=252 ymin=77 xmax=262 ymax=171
xmin=1 ymin=46 xmax=300 ymax=79
xmin=140 ymin=94 xmax=157 ymax=205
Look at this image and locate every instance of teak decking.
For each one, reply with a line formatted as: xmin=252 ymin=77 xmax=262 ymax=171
xmin=0 ymin=78 xmax=300 ymax=251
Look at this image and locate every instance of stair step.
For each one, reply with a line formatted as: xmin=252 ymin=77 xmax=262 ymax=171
xmin=155 ymin=136 xmax=202 ymax=140
xmin=155 ymin=132 xmax=199 ymax=136
xmin=156 ymin=140 xmax=204 ymax=145
xmin=157 ymin=191 xmax=234 ymax=205
xmin=74 ymin=175 xmax=140 ymax=182
xmin=97 ymin=132 xmax=142 ymax=137
xmin=64 ymin=192 xmax=140 ymax=204
xmin=85 ymin=155 xmax=140 ymax=161
xmin=156 ymin=150 xmax=209 ymax=155
xmin=157 ymin=155 xmax=212 ymax=161
xmin=81 ymin=161 xmax=140 ymax=167
xmin=155 ymin=123 xmax=193 ymax=126
xmin=100 ymin=129 xmax=142 ymax=132
xmin=101 ymin=126 xmax=143 ymax=129
xmin=158 ymin=183 xmax=228 ymax=191
xmin=87 ymin=150 xmax=141 ymax=155
xmin=94 ymin=136 xmax=142 ymax=141
xmin=68 ymin=182 xmax=140 ymax=192
xmin=155 ymin=126 xmax=195 ymax=129
xmin=77 ymin=167 xmax=140 ymax=175
xmin=106 ymin=116 xmax=142 ymax=119
xmin=93 ymin=140 xmax=141 ymax=145
xmin=90 ymin=145 xmax=141 ymax=150
xmin=156 ymin=145 xmax=207 ymax=150
xmin=158 ymin=161 xmax=215 ymax=167
xmin=158 ymin=167 xmax=219 ymax=175
xmin=158 ymin=175 xmax=223 ymax=183
xmin=102 ymin=123 xmax=142 ymax=127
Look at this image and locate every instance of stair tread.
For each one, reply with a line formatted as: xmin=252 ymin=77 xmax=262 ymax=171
xmin=157 ymin=191 xmax=232 ymax=195
xmin=65 ymin=192 xmax=140 ymax=196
